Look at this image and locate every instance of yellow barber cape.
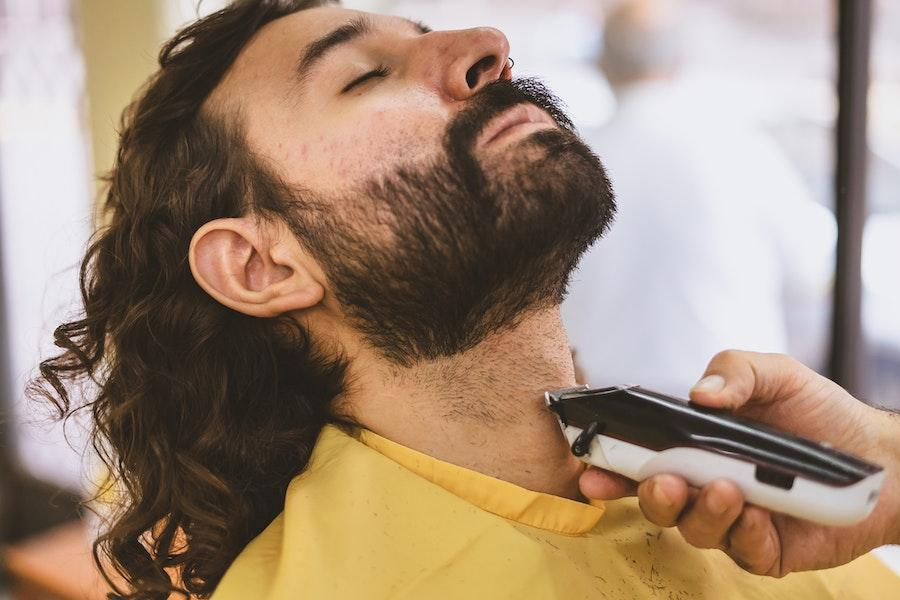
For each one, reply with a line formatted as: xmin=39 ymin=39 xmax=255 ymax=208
xmin=211 ymin=424 xmax=899 ymax=599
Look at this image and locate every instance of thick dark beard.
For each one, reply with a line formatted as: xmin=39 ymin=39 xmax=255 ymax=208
xmin=289 ymin=79 xmax=616 ymax=367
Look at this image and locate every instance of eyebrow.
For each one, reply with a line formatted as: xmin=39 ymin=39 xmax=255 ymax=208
xmin=295 ymin=15 xmax=432 ymax=86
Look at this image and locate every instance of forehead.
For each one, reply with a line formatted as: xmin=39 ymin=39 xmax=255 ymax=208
xmin=209 ymin=6 xmax=388 ymax=111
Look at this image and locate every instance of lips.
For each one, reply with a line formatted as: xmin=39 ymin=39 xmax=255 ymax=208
xmin=476 ymin=103 xmax=558 ymax=150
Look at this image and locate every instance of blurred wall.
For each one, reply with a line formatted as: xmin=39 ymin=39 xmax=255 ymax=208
xmin=1 ymin=0 xmax=94 ymax=491
xmin=79 ymin=0 xmax=164 ymax=198
xmin=3 ymin=1 xmax=193 ymax=491
xmin=79 ymin=0 xmax=230 ymax=199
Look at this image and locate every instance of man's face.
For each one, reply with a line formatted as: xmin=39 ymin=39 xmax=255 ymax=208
xmin=212 ymin=6 xmax=615 ymax=365
xmin=215 ymin=5 xmax=536 ymax=192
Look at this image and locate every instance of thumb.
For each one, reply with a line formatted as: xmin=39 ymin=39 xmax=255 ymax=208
xmin=579 ymin=467 xmax=637 ymax=500
xmin=689 ymin=350 xmax=810 ymax=411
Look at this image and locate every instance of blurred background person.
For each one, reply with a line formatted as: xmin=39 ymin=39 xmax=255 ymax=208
xmin=563 ymin=0 xmax=837 ymax=396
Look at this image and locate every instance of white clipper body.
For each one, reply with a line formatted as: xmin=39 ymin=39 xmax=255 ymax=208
xmin=546 ymin=385 xmax=884 ymax=526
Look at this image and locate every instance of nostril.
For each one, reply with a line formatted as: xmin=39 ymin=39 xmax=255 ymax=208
xmin=466 ymin=55 xmax=497 ymax=89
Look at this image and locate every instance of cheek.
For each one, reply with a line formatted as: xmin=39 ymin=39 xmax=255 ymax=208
xmin=310 ymin=98 xmax=448 ymax=186
xmin=338 ymin=122 xmax=437 ymax=169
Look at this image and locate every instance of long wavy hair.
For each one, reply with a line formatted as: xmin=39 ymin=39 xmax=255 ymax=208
xmin=27 ymin=1 xmax=345 ymax=598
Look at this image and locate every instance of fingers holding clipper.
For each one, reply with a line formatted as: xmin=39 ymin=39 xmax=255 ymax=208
xmin=579 ymin=467 xmax=637 ymax=500
xmin=690 ymin=350 xmax=809 ymax=412
xmin=636 ymin=474 xmax=691 ymax=527
xmin=725 ymin=505 xmax=782 ymax=576
xmin=675 ymin=479 xmax=745 ymax=549
xmin=636 ymin=476 xmax=777 ymax=574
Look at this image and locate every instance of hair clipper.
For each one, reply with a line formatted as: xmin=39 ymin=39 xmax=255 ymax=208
xmin=545 ymin=385 xmax=884 ymax=526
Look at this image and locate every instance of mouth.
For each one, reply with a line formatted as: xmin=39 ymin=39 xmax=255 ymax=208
xmin=476 ymin=103 xmax=558 ymax=150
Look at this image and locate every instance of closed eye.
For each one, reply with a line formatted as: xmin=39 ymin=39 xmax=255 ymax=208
xmin=342 ymin=65 xmax=390 ymax=93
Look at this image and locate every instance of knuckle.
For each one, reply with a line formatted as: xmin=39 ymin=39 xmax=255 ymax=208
xmin=637 ymin=497 xmax=678 ymax=528
xmin=773 ymin=354 xmax=809 ymax=395
xmin=777 ymin=352 xmax=798 ymax=366
xmin=680 ymin=526 xmax=719 ymax=549
xmin=731 ymin=554 xmax=766 ymax=575
xmin=727 ymin=516 xmax=781 ymax=576
xmin=711 ymin=349 xmax=740 ymax=366
xmin=657 ymin=512 xmax=680 ymax=528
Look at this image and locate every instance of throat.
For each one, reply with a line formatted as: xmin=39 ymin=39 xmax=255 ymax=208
xmin=338 ymin=306 xmax=587 ymax=501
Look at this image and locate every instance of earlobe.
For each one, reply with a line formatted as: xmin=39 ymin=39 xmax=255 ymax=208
xmin=188 ymin=217 xmax=325 ymax=317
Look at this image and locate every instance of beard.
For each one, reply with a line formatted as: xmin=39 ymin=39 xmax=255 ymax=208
xmin=288 ymin=78 xmax=615 ymax=367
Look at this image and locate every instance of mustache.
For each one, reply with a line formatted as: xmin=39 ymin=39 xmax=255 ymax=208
xmin=444 ymin=77 xmax=575 ymax=157
xmin=442 ymin=78 xmax=576 ymax=195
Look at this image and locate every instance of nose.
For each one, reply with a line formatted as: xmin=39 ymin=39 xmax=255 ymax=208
xmin=418 ymin=27 xmax=511 ymax=101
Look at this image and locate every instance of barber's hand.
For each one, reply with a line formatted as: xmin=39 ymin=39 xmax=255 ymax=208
xmin=579 ymin=350 xmax=900 ymax=577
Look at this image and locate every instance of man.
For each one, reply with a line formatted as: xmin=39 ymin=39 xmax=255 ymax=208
xmin=30 ymin=1 xmax=898 ymax=599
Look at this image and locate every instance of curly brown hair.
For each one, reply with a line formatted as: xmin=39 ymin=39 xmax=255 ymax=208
xmin=27 ymin=1 xmax=346 ymax=598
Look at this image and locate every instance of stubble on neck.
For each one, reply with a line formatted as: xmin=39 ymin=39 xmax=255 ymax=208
xmin=338 ymin=306 xmax=588 ymax=500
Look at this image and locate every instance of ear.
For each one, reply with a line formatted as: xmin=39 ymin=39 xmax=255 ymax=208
xmin=188 ymin=217 xmax=325 ymax=318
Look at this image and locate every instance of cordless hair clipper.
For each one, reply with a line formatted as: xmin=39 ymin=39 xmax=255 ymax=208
xmin=546 ymin=385 xmax=885 ymax=526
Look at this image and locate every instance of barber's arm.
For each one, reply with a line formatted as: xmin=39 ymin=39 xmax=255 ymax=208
xmin=579 ymin=350 xmax=900 ymax=577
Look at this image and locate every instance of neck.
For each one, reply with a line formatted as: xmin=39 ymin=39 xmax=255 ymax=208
xmin=337 ymin=307 xmax=587 ymax=501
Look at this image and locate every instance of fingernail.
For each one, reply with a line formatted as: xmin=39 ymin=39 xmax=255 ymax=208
xmin=652 ymin=480 xmax=672 ymax=508
xmin=692 ymin=375 xmax=725 ymax=393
